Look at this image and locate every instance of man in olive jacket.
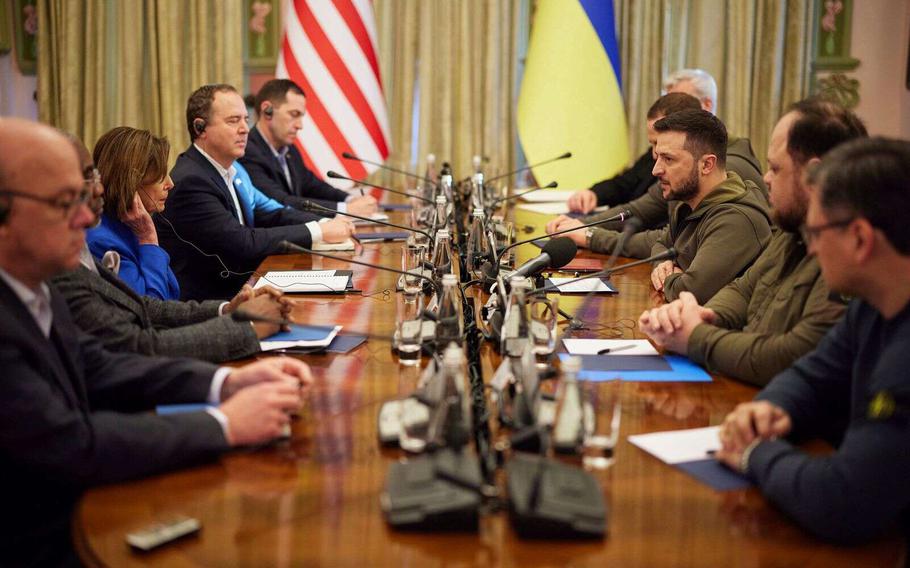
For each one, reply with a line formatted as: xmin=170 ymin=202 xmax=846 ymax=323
xmin=585 ymin=110 xmax=772 ymax=303
xmin=639 ymin=99 xmax=867 ymax=385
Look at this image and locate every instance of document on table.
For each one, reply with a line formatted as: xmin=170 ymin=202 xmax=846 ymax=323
xmin=353 ymin=212 xmax=390 ymax=225
xmin=628 ymin=426 xmax=721 ymax=464
xmin=627 ymin=426 xmax=752 ymax=491
xmin=260 ymin=324 xmax=342 ymax=351
xmin=254 ymin=270 xmax=349 ymax=293
xmin=562 ymin=339 xmax=659 ymax=356
xmin=517 ymin=189 xmax=579 ymax=203
xmin=546 ymin=277 xmax=615 ymax=293
xmin=516 ymin=202 xmax=571 ymax=215
xmin=313 ymin=239 xmax=356 ymax=251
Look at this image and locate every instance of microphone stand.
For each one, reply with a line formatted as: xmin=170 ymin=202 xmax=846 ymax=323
xmin=341 ymin=152 xmax=437 ymax=187
xmin=300 ymin=200 xmax=434 ymax=244
xmin=326 ymin=171 xmax=434 ymax=204
xmin=481 ymin=151 xmax=573 ymax=185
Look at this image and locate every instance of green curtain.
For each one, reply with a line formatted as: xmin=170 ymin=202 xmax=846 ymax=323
xmin=615 ymin=0 xmax=813 ymax=166
xmin=37 ymin=0 xmax=243 ymax=161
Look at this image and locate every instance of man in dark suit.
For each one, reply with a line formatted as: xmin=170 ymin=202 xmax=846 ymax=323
xmin=157 ymin=83 xmax=354 ymax=300
xmin=0 ymin=118 xmax=310 ymax=566
xmin=240 ymin=78 xmax=378 ymax=217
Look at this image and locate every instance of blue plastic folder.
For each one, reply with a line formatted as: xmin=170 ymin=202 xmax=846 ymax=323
xmin=559 ymin=354 xmax=712 ymax=382
xmin=381 ymin=203 xmax=413 ymax=211
xmin=675 ymin=459 xmax=752 ymax=491
xmin=267 ymin=325 xmax=337 ymax=342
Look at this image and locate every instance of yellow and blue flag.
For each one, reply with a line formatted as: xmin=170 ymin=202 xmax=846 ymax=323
xmin=517 ymin=0 xmax=629 ymax=189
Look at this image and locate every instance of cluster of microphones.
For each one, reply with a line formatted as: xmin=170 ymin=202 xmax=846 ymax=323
xmin=282 ymin=151 xmax=676 ymax=538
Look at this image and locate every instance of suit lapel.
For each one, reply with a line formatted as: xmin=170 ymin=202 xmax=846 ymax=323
xmin=251 ymin=128 xmax=294 ymax=195
xmin=0 ymin=279 xmax=85 ymax=410
xmin=93 ymin=263 xmax=152 ymax=326
xmin=186 ymin=146 xmax=245 ymax=224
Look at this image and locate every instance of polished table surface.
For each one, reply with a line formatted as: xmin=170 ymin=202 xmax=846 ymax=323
xmin=75 ymin=210 xmax=904 ymax=567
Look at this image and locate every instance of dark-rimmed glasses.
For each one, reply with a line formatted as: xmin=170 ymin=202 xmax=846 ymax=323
xmin=0 ymin=187 xmax=93 ymax=220
xmin=799 ymin=218 xmax=855 ymax=244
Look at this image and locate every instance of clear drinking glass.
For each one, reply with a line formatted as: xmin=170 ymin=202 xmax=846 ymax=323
xmin=401 ymin=243 xmax=426 ymax=301
xmin=582 ymin=378 xmax=622 ymax=470
xmin=396 ymin=293 xmax=423 ymax=366
xmin=529 ymin=296 xmax=559 ymax=356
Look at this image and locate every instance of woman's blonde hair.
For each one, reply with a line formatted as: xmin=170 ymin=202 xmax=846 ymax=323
xmin=92 ymin=127 xmax=170 ymax=219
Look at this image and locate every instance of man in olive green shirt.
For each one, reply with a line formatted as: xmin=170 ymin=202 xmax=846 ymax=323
xmin=639 ymin=99 xmax=867 ymax=385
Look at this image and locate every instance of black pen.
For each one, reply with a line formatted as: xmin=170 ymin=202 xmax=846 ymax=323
xmin=597 ymin=344 xmax=635 ymax=355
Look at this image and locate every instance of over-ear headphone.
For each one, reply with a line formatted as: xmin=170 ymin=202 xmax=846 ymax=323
xmin=193 ymin=118 xmax=207 ymax=136
xmin=263 ymin=104 xmax=274 ymax=118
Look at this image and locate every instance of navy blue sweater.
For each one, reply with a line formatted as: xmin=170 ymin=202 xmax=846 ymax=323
xmin=750 ymin=299 xmax=910 ymax=543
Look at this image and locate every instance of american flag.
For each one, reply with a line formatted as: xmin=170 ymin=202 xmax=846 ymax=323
xmin=277 ymin=0 xmax=391 ymax=188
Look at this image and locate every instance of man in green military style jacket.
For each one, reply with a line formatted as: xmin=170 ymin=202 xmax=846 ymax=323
xmin=639 ymin=99 xmax=867 ymax=385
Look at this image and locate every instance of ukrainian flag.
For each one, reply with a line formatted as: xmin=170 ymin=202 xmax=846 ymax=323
xmin=517 ymin=0 xmax=629 ymax=189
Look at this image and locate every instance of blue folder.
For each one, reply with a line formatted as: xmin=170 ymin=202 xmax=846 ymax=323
xmin=559 ymin=354 xmax=712 ymax=382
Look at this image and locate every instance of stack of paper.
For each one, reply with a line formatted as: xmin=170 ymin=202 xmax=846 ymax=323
xmin=254 ymin=270 xmax=350 ymax=293
xmin=563 ymin=339 xmax=659 ymax=356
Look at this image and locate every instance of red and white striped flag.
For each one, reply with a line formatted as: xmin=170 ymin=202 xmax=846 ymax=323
xmin=277 ymin=0 xmax=391 ymax=188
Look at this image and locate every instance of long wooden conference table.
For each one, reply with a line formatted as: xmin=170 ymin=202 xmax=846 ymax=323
xmin=75 ymin=210 xmax=904 ymax=566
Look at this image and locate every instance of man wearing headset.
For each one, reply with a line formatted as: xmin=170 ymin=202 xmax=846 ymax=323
xmin=157 ymin=83 xmax=354 ymax=300
xmin=240 ymin=78 xmax=378 ymax=217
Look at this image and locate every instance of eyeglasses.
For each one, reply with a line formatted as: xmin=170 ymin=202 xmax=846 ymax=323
xmin=799 ymin=218 xmax=855 ymax=244
xmin=0 ymin=187 xmax=93 ymax=220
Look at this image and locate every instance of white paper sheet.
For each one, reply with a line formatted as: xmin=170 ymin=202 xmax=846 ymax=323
xmin=548 ymin=277 xmax=615 ymax=293
xmin=628 ymin=426 xmax=721 ymax=464
xmin=562 ymin=339 xmax=659 ymax=356
xmin=516 ymin=189 xmax=579 ymax=203
xmin=259 ymin=325 xmax=342 ymax=351
xmin=313 ymin=239 xmax=356 ymax=251
xmin=254 ymin=271 xmax=349 ymax=293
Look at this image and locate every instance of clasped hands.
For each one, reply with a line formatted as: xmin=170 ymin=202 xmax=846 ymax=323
xmin=545 ymin=215 xmax=587 ymax=247
xmin=223 ymin=284 xmax=294 ymax=338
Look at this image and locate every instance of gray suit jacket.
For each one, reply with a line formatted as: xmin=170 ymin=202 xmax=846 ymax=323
xmin=51 ymin=261 xmax=261 ymax=363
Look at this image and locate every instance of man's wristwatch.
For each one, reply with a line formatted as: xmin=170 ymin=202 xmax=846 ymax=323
xmin=584 ymin=228 xmax=594 ymax=248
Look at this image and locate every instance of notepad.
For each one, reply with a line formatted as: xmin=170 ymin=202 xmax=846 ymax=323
xmin=545 ymin=277 xmax=615 ymax=294
xmin=260 ymin=324 xmax=341 ymax=351
xmin=313 ymin=239 xmax=356 ymax=251
xmin=254 ymin=270 xmax=349 ymax=293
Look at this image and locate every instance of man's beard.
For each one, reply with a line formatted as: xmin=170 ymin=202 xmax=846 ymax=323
xmin=771 ymin=183 xmax=808 ymax=233
xmin=667 ymin=166 xmax=700 ymax=202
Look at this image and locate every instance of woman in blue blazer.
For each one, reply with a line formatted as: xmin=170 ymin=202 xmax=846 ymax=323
xmin=88 ymin=127 xmax=180 ymax=300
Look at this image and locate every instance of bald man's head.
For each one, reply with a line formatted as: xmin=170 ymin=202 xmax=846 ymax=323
xmin=0 ymin=118 xmax=95 ymax=287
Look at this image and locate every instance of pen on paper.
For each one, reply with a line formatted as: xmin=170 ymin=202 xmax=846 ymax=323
xmin=597 ymin=344 xmax=636 ymax=355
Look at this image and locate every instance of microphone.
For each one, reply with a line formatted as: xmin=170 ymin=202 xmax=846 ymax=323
xmin=298 ymin=200 xmax=433 ymax=243
xmin=326 ymin=171 xmax=434 ymax=204
xmin=484 ymin=152 xmax=572 ymax=184
xmin=230 ymin=309 xmax=292 ymax=327
xmin=510 ymin=237 xmax=578 ymax=279
xmin=279 ymin=241 xmax=440 ymax=295
xmin=527 ymin=247 xmax=678 ymax=296
xmin=341 ymin=152 xmax=436 ymax=187
xmin=495 ymin=209 xmax=633 ymax=267
xmin=491 ymin=181 xmax=558 ymax=205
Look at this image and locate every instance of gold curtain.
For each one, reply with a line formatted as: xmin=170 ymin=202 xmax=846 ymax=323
xmin=374 ymin=0 xmax=523 ymax=185
xmin=37 ymin=0 xmax=243 ymax=159
xmin=615 ymin=0 xmax=813 ymax=165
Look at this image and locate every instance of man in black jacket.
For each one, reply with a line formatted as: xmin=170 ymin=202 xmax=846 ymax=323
xmin=157 ymin=84 xmax=354 ymax=300
xmin=240 ymin=78 xmax=378 ymax=217
xmin=0 ymin=117 xmax=310 ymax=565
